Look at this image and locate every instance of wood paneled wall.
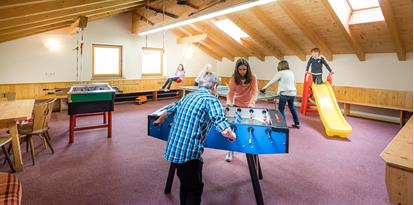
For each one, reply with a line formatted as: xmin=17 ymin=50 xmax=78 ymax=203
xmin=0 ymin=77 xmax=196 ymax=100
xmin=221 ymin=76 xmax=413 ymax=111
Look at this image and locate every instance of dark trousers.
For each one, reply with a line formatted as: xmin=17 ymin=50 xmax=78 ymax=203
xmin=162 ymin=77 xmax=179 ymax=89
xmin=279 ymin=95 xmax=300 ymax=125
xmin=174 ymin=160 xmax=204 ymax=205
xmin=194 ymin=82 xmax=199 ymax=86
xmin=312 ymin=75 xmax=323 ymax=84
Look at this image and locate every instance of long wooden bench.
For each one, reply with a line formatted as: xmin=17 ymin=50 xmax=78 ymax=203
xmin=338 ymin=100 xmax=412 ymax=127
xmin=380 ymin=117 xmax=413 ymax=205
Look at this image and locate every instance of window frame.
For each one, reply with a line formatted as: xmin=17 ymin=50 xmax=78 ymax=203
xmin=92 ymin=44 xmax=123 ymax=79
xmin=346 ymin=0 xmax=379 ymax=12
xmin=141 ymin=47 xmax=164 ymax=77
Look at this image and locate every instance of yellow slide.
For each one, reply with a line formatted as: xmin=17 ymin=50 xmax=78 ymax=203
xmin=311 ymin=82 xmax=352 ymax=138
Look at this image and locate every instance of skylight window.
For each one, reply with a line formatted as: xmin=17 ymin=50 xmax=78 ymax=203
xmin=346 ymin=0 xmax=379 ymax=11
xmin=213 ymin=19 xmax=249 ymax=43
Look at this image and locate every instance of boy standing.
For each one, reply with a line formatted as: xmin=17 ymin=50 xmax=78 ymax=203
xmin=154 ymin=72 xmax=236 ymax=205
xmin=306 ymin=48 xmax=333 ymax=84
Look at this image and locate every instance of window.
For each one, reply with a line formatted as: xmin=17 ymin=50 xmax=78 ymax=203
xmin=92 ymin=44 xmax=122 ymax=78
xmin=213 ymin=19 xmax=249 ymax=44
xmin=346 ymin=0 xmax=379 ymax=11
xmin=328 ymin=0 xmax=383 ymax=25
xmin=142 ymin=47 xmax=163 ymax=76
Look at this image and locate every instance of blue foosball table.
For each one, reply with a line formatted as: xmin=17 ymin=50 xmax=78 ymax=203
xmin=148 ymin=105 xmax=289 ymax=205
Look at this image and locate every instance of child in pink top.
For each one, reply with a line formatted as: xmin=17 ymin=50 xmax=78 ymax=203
xmin=225 ymin=58 xmax=258 ymax=162
xmin=161 ymin=64 xmax=185 ymax=91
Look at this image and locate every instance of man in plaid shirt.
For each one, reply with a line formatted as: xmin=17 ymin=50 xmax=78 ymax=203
xmin=154 ymin=72 xmax=236 ymax=205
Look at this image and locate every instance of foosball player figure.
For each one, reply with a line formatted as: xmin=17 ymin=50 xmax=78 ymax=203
xmin=154 ymin=71 xmax=236 ymax=205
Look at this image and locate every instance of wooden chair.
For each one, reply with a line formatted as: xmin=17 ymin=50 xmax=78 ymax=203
xmin=0 ymin=136 xmax=15 ymax=172
xmin=17 ymin=99 xmax=56 ymax=165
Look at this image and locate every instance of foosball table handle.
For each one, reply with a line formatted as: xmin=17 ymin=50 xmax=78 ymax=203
xmin=248 ymin=127 xmax=254 ymax=145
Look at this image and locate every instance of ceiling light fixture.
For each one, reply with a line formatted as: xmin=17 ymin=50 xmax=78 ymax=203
xmin=138 ymin=0 xmax=276 ymax=36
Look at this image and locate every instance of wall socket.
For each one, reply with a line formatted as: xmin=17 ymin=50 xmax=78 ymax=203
xmin=45 ymin=72 xmax=55 ymax=76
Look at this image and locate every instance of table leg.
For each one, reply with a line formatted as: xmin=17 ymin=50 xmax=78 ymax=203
xmin=246 ymin=154 xmax=264 ymax=205
xmin=164 ymin=163 xmax=176 ymax=194
xmin=69 ymin=115 xmax=75 ymax=143
xmin=108 ymin=112 xmax=112 ymax=138
xmin=8 ymin=122 xmax=23 ymax=172
xmin=103 ymin=112 xmax=107 ymax=124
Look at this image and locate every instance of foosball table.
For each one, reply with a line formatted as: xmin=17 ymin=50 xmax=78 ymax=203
xmin=68 ymin=83 xmax=116 ymax=143
xmin=148 ymin=105 xmax=289 ymax=205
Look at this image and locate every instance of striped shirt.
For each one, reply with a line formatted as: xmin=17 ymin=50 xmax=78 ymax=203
xmin=164 ymin=87 xmax=230 ymax=164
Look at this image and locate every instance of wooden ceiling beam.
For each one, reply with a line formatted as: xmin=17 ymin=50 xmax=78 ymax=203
xmin=251 ymin=7 xmax=306 ymax=61
xmin=186 ymin=24 xmax=241 ymax=58
xmin=194 ymin=42 xmax=222 ymax=61
xmin=321 ymin=0 xmax=365 ymax=61
xmin=0 ymin=0 xmax=142 ymax=31
xmin=0 ymin=0 xmax=138 ymax=21
xmin=0 ymin=0 xmax=56 ymax=9
xmin=378 ymin=0 xmax=406 ymax=60
xmin=132 ymin=13 xmax=155 ymax=34
xmin=67 ymin=16 xmax=88 ymax=35
xmin=191 ymin=22 xmax=249 ymax=58
xmin=278 ymin=1 xmax=333 ymax=61
xmin=240 ymin=38 xmax=266 ymax=61
xmin=0 ymin=4 xmax=139 ymax=36
xmin=0 ymin=22 xmax=71 ymax=43
xmin=202 ymin=38 xmax=235 ymax=61
xmin=170 ymin=28 xmax=187 ymax=37
xmin=177 ymin=34 xmax=208 ymax=44
xmin=228 ymin=15 xmax=283 ymax=60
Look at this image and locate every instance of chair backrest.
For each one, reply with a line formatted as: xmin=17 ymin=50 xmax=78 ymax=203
xmin=32 ymin=99 xmax=56 ymax=132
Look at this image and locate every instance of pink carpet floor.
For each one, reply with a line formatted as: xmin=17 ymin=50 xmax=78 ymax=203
xmin=2 ymin=99 xmax=400 ymax=205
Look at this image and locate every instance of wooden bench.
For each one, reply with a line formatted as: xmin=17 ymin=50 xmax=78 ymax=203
xmin=338 ymin=100 xmax=412 ymax=127
xmin=380 ymin=117 xmax=413 ymax=205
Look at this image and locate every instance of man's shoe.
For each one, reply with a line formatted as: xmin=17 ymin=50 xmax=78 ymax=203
xmin=291 ymin=124 xmax=300 ymax=129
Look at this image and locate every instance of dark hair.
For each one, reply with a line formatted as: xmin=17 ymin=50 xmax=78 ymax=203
xmin=232 ymin=58 xmax=252 ymax=85
xmin=311 ymin=48 xmax=320 ymax=53
xmin=177 ymin=64 xmax=184 ymax=71
xmin=277 ymin=60 xmax=290 ymax=71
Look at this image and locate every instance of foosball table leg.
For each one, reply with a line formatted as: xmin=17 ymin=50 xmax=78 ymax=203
xmin=108 ymin=112 xmax=112 ymax=138
xmin=246 ymin=154 xmax=265 ymax=205
xmin=164 ymin=163 xmax=176 ymax=194
xmin=69 ymin=115 xmax=75 ymax=143
xmin=254 ymin=155 xmax=263 ymax=180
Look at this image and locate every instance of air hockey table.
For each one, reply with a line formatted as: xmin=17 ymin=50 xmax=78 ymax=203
xmin=178 ymin=86 xmax=278 ymax=101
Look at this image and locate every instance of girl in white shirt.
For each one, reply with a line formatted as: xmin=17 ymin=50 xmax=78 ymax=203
xmin=260 ymin=60 xmax=300 ymax=128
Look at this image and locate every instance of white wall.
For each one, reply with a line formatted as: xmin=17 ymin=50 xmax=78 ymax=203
xmin=217 ymin=53 xmax=413 ymax=91
xmin=0 ymin=13 xmax=216 ymax=84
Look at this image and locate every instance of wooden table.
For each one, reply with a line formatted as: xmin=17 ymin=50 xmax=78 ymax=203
xmin=0 ymin=100 xmax=34 ymax=172
xmin=380 ymin=117 xmax=413 ymax=205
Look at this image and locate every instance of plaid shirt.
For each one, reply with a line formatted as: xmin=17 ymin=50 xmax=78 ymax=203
xmin=164 ymin=87 xmax=230 ymax=164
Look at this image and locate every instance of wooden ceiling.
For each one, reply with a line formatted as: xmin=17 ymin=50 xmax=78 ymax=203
xmin=0 ymin=0 xmax=412 ymax=62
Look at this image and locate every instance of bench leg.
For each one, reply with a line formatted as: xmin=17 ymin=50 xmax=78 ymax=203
xmin=343 ymin=103 xmax=350 ymax=116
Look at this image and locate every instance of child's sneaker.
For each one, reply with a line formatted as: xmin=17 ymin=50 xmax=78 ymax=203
xmin=291 ymin=124 xmax=300 ymax=129
xmin=163 ymin=88 xmax=169 ymax=92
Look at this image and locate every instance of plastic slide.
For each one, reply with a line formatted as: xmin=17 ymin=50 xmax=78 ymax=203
xmin=311 ymin=82 xmax=352 ymax=138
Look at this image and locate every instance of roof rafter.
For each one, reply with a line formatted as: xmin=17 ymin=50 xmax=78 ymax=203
xmin=278 ymin=1 xmax=333 ymax=61
xmin=228 ymin=14 xmax=283 ymax=60
xmin=321 ymin=0 xmax=366 ymax=61
xmin=251 ymin=7 xmax=306 ymax=61
xmin=378 ymin=0 xmax=406 ymax=60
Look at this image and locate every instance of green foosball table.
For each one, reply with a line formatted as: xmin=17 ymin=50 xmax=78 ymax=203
xmin=68 ymin=83 xmax=116 ymax=143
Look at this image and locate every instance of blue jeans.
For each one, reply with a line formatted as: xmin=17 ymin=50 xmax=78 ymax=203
xmin=278 ymin=95 xmax=300 ymax=125
xmin=312 ymin=75 xmax=323 ymax=84
xmin=162 ymin=77 xmax=179 ymax=89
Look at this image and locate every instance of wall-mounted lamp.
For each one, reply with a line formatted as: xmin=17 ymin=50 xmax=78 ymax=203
xmin=44 ymin=38 xmax=61 ymax=52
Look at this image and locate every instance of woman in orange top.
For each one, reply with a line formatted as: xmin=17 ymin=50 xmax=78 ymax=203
xmin=225 ymin=58 xmax=258 ymax=162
